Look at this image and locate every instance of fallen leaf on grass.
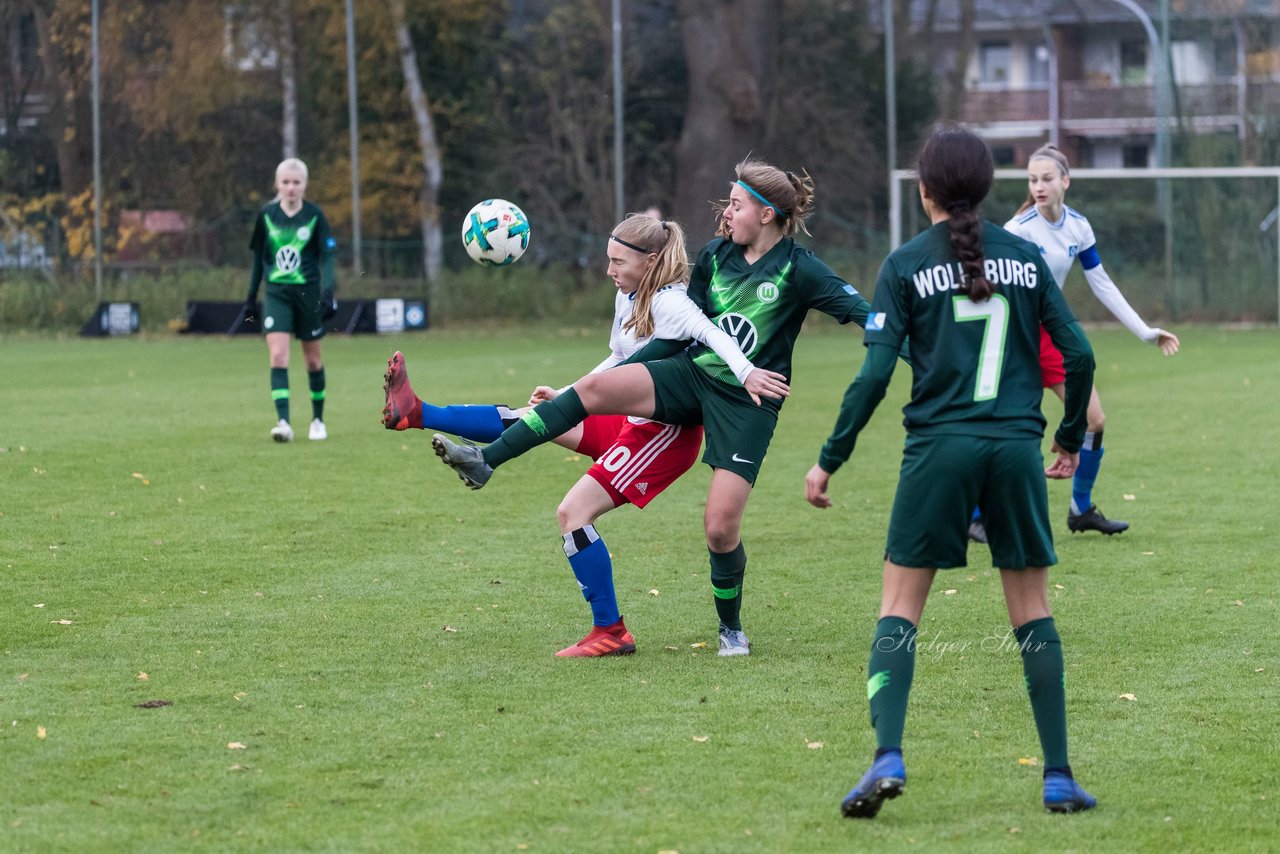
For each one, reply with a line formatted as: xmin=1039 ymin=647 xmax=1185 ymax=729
xmin=943 ymin=589 xmax=958 ymax=596
xmin=136 ymin=672 xmax=149 ymax=681
xmin=1017 ymin=757 xmax=1038 ymax=766
xmin=1120 ymin=693 xmax=1137 ymax=702
xmin=1123 ymin=494 xmax=1136 ymax=501
xmin=806 ymin=741 xmax=824 ymax=750
xmin=135 ymin=699 xmax=172 ymax=709
xmin=648 ymin=588 xmax=660 ymax=597
xmin=690 ymin=642 xmax=706 ymax=649
xmin=1234 ymin=600 xmax=1244 ymax=607
xmin=692 ymin=735 xmax=709 ymax=743
xmin=33 ymin=603 xmax=44 ymax=608
xmin=233 ymin=692 xmax=247 ymax=701
xmin=1054 ymin=584 xmax=1065 ymax=590
xmin=131 ymin=472 xmax=151 ymax=486
xmin=50 ymin=619 xmax=73 ymax=626
xmin=228 ymin=764 xmax=249 ymax=772
xmin=227 ymin=742 xmax=247 ymax=750
xmin=17 ymin=673 xmax=28 ymax=681
xmin=1255 ymin=668 xmax=1264 ymax=673
xmin=665 ymin=646 xmax=679 ymax=651
xmin=442 ymin=626 xmax=458 ymax=633
xmin=37 ymin=726 xmax=46 ymax=739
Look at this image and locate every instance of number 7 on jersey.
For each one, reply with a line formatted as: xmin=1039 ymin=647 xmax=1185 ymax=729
xmin=952 ymin=295 xmax=1009 ymax=401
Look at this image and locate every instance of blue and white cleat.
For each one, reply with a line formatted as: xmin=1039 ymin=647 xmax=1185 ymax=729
xmin=1043 ymin=770 xmax=1097 ymax=813
xmin=840 ymin=750 xmax=906 ymax=819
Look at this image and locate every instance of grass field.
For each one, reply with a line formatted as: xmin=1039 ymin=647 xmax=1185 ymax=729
xmin=3 ymin=325 xmax=1277 ymax=852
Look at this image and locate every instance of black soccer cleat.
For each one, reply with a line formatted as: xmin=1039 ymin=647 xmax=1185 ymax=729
xmin=1067 ymin=504 xmax=1129 ymax=535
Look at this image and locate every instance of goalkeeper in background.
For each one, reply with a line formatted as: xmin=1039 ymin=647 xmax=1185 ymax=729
xmin=245 ymin=157 xmax=338 ymax=443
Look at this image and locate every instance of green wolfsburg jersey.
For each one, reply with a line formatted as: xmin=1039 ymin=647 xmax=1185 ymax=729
xmin=249 ymin=201 xmax=334 ymax=286
xmin=687 ymin=237 xmax=870 ymax=404
xmin=865 ymin=221 xmax=1078 ymax=439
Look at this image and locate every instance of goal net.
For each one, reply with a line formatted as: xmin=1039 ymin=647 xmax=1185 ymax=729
xmin=891 ymin=167 xmax=1280 ymax=324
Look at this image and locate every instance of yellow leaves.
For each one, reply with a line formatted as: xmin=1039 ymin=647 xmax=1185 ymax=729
xmin=37 ymin=726 xmax=47 ymax=739
xmin=689 ymin=642 xmax=706 ymax=649
xmin=805 ymin=740 xmax=824 ymax=750
xmin=136 ymin=672 xmax=149 ymax=681
xmin=648 ymin=588 xmax=660 ymax=597
xmin=50 ymin=619 xmax=74 ymax=626
xmin=132 ymin=472 xmax=151 ymax=486
xmin=1017 ymin=756 xmax=1038 ymax=766
xmin=943 ymin=588 xmax=958 ymax=596
xmin=227 ymin=742 xmax=247 ymax=750
xmin=691 ymin=735 xmax=709 ymax=743
xmin=1123 ymin=493 xmax=1136 ymax=501
xmin=1120 ymin=693 xmax=1137 ymax=702
xmin=442 ymin=625 xmax=458 ymax=633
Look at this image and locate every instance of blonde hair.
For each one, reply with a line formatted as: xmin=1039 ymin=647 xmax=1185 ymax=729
xmin=276 ymin=157 xmax=309 ymax=181
xmin=1015 ymin=144 xmax=1070 ymax=216
xmin=611 ymin=214 xmax=690 ymax=339
xmin=714 ymin=158 xmax=816 ymax=238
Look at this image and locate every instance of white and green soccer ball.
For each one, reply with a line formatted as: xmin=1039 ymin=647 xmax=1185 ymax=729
xmin=461 ymin=199 xmax=530 ymax=266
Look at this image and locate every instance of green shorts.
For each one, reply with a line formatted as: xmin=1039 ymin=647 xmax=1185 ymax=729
xmin=645 ymin=352 xmax=778 ymax=484
xmin=886 ymin=433 xmax=1056 ymax=570
xmin=263 ymin=282 xmax=325 ymax=341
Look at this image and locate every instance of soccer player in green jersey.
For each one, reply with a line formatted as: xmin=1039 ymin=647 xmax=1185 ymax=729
xmin=805 ymin=126 xmax=1098 ymax=817
xmin=433 ymin=158 xmax=873 ymax=656
xmin=245 ymin=158 xmax=338 ymax=443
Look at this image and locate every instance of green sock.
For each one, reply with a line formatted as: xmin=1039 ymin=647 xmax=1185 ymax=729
xmin=270 ymin=367 xmax=289 ymax=422
xmin=867 ymin=616 xmax=917 ymax=751
xmin=482 ymin=388 xmax=588 ymax=469
xmin=308 ymin=368 xmax=326 ymax=421
xmin=709 ymin=541 xmax=746 ymax=631
xmin=1015 ymin=617 xmax=1069 ymax=769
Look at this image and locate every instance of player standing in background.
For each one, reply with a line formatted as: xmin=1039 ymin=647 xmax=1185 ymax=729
xmin=805 ymin=126 xmax=1098 ymax=817
xmin=245 ymin=158 xmax=338 ymax=443
xmin=1001 ymin=144 xmax=1180 ymax=536
xmin=433 ymin=158 xmax=877 ymax=657
xmin=385 ymin=214 xmax=788 ymax=656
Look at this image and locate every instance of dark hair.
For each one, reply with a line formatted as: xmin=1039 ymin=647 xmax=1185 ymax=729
xmin=916 ymin=125 xmax=995 ymax=301
xmin=713 ymin=158 xmax=816 ymax=238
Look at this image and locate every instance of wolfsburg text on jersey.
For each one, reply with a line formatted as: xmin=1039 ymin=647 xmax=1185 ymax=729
xmin=911 ymin=259 xmax=1039 ymax=298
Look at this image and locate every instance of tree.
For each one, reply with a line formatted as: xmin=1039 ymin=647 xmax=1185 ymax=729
xmin=673 ymin=0 xmax=779 ymax=235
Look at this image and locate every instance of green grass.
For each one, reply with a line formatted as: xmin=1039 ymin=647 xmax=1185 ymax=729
xmin=2 ymin=325 xmax=1277 ymax=852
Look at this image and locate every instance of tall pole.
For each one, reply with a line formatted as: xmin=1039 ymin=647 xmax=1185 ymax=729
xmin=91 ymin=0 xmax=103 ymax=302
xmin=345 ymin=0 xmax=362 ymax=275
xmin=612 ymin=0 xmax=624 ymax=224
xmin=885 ymin=0 xmax=898 ymax=249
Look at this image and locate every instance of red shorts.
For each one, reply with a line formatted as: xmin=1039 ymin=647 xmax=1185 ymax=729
xmin=575 ymin=414 xmax=703 ymax=509
xmin=1038 ymin=326 xmax=1066 ymax=388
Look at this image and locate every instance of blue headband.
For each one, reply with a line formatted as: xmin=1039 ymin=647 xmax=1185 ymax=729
xmin=736 ymin=180 xmax=786 ymax=218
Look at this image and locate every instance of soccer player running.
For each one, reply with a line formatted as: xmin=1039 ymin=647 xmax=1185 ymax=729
xmin=433 ymin=158 xmax=875 ymax=657
xmin=385 ymin=213 xmax=787 ymax=656
xmin=245 ymin=158 xmax=338 ymax=443
xmin=805 ymin=126 xmax=1098 ymax=817
xmin=1002 ymin=144 xmax=1180 ymax=536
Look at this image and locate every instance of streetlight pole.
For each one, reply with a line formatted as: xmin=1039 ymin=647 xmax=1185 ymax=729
xmin=612 ymin=0 xmax=624 ymax=224
xmin=91 ymin=0 xmax=103 ymax=302
xmin=345 ymin=0 xmax=362 ymax=275
xmin=885 ymin=0 xmax=899 ymax=249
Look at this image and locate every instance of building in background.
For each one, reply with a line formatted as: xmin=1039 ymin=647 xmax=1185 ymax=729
xmin=874 ymin=0 xmax=1280 ymax=167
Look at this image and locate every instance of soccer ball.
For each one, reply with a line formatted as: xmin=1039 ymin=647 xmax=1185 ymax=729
xmin=461 ymin=199 xmax=530 ymax=266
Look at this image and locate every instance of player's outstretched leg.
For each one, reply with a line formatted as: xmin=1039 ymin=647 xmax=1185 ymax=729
xmin=1043 ymin=770 xmax=1097 ymax=813
xmin=383 ymin=351 xmax=423 ymax=430
xmin=431 ymin=433 xmax=493 ymax=489
xmin=840 ymin=750 xmax=906 ymax=819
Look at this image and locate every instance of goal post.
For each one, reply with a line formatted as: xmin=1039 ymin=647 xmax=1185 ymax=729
xmin=890 ymin=167 xmax=1280 ymax=325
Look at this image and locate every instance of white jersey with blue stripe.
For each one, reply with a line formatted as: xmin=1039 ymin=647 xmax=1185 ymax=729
xmin=1004 ymin=205 xmax=1159 ymax=343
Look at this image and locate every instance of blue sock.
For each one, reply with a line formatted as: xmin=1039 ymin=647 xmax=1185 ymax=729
xmin=1072 ymin=431 xmax=1103 ymax=515
xmin=971 ymin=506 xmax=982 ymax=522
xmin=420 ymin=404 xmax=515 ymax=443
xmin=563 ymin=525 xmax=620 ymax=627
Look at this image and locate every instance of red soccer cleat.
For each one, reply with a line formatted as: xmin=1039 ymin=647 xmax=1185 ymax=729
xmin=555 ymin=618 xmax=636 ymax=657
xmin=382 ymin=351 xmax=423 ymax=430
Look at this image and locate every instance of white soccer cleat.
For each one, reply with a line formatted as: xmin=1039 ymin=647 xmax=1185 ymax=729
xmin=309 ymin=418 xmax=327 ymax=441
xmin=270 ymin=419 xmax=294 ymax=443
xmin=718 ymin=624 xmax=751 ymax=657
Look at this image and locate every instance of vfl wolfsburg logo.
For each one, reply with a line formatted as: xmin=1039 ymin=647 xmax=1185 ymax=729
xmin=756 ymin=281 xmax=780 ymax=303
xmin=275 ymin=246 xmax=301 ymax=273
xmin=717 ymin=313 xmax=758 ymax=356
xmin=297 ymin=226 xmax=311 ymax=241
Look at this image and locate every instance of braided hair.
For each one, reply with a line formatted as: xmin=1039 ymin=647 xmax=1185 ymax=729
xmin=916 ymin=126 xmax=995 ymax=301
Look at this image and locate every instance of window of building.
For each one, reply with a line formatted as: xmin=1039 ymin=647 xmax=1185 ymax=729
xmin=1028 ymin=43 xmax=1051 ymax=86
xmin=979 ymin=41 xmax=1012 ymax=86
xmin=1123 ymin=144 xmax=1149 ymax=168
xmin=991 ymin=146 xmax=1016 ymax=166
xmin=1120 ymin=40 xmax=1148 ymax=86
xmin=1213 ymin=36 xmax=1238 ymax=79
xmin=223 ymin=5 xmax=278 ymax=72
